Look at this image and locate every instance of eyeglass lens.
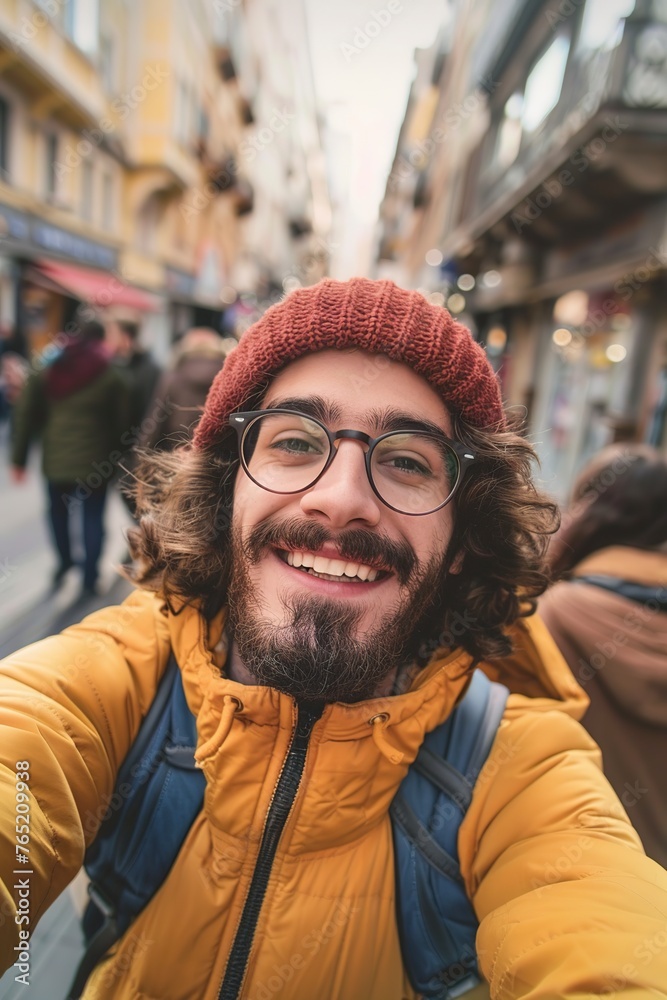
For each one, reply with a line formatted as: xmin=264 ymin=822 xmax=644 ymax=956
xmin=241 ymin=412 xmax=460 ymax=514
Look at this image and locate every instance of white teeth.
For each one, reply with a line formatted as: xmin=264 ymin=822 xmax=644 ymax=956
xmin=282 ymin=550 xmax=382 ymax=582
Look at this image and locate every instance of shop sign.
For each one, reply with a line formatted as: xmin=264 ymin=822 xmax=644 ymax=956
xmin=0 ymin=202 xmax=117 ymax=270
xmin=31 ymin=221 xmax=117 ymax=269
xmin=0 ymin=204 xmax=31 ymax=244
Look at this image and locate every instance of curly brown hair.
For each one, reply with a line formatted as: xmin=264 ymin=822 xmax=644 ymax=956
xmin=126 ymin=408 xmax=559 ymax=663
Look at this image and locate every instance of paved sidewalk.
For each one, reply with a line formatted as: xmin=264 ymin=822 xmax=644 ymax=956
xmin=0 ymin=429 xmax=137 ymax=996
xmin=0 ymin=881 xmax=86 ymax=1000
xmin=0 ymin=428 xmax=135 ymax=657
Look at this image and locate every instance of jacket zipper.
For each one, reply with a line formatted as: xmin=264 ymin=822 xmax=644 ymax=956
xmin=217 ymin=700 xmax=323 ymax=1000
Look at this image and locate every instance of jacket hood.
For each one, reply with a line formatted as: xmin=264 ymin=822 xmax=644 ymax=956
xmin=541 ymin=546 xmax=667 ymax=725
xmin=45 ymin=336 xmax=110 ymax=400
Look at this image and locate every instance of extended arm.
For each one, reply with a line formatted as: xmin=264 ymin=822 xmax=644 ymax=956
xmin=462 ymin=709 xmax=667 ymax=997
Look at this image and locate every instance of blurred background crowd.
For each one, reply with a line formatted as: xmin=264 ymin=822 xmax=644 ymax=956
xmin=0 ymin=0 xmax=666 ymax=993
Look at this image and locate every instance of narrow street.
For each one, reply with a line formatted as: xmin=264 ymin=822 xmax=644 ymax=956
xmin=0 ymin=430 xmax=134 ymax=999
xmin=0 ymin=426 xmax=134 ymax=659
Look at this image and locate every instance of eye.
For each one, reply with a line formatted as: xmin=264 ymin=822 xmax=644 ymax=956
xmin=271 ymin=435 xmax=322 ymax=455
xmin=385 ymin=454 xmax=432 ymax=476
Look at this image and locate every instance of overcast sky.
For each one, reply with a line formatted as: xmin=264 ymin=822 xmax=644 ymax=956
xmin=305 ymin=0 xmax=446 ymax=276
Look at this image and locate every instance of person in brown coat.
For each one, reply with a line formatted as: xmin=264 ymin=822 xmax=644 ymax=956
xmin=540 ymin=444 xmax=667 ymax=867
xmin=141 ymin=327 xmax=232 ymax=451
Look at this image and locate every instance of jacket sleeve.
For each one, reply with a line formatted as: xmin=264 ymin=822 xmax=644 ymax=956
xmin=10 ymin=372 xmax=46 ymax=469
xmin=460 ymin=709 xmax=667 ymax=998
xmin=0 ymin=591 xmax=170 ymax=975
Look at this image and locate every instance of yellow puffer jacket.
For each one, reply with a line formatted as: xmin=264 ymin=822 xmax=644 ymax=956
xmin=1 ymin=589 xmax=667 ymax=999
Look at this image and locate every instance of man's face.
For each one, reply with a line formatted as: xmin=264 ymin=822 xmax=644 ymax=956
xmin=227 ymin=349 xmax=459 ymax=702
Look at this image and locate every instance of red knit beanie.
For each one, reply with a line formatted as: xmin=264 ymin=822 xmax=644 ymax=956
xmin=194 ymin=278 xmax=505 ymax=449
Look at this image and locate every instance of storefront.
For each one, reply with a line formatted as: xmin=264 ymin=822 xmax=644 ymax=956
xmin=0 ymin=202 xmax=158 ymax=356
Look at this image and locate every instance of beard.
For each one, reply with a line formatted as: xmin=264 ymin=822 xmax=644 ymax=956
xmin=226 ymin=515 xmax=452 ymax=704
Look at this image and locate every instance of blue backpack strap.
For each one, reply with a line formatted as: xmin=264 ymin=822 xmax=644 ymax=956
xmin=391 ymin=669 xmax=509 ymax=999
xmin=575 ymin=574 xmax=667 ymax=611
xmin=66 ymin=652 xmax=205 ymax=1000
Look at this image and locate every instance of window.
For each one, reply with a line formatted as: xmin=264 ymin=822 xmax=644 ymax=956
xmin=0 ymin=97 xmax=9 ymax=178
xmin=63 ymin=0 xmax=99 ymax=54
xmin=494 ymin=92 xmax=524 ymax=170
xmin=45 ymin=133 xmax=58 ymax=199
xmin=102 ymin=171 xmax=113 ymax=231
xmin=174 ymin=80 xmax=189 ymax=144
xmin=99 ymin=33 xmax=115 ymax=93
xmin=81 ymin=160 xmax=93 ymax=222
xmin=577 ymin=0 xmax=635 ymax=51
xmin=63 ymin=0 xmax=76 ymax=38
xmin=521 ymin=35 xmax=570 ymax=132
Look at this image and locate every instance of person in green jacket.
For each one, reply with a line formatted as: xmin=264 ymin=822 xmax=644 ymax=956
xmin=10 ymin=319 xmax=130 ymax=596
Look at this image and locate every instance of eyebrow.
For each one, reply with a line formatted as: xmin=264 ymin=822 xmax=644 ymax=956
xmin=263 ymin=397 xmax=449 ymax=438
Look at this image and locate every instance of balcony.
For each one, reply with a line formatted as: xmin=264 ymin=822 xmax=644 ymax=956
xmin=457 ymin=1 xmax=667 ymax=254
xmin=0 ymin=11 xmax=105 ymax=131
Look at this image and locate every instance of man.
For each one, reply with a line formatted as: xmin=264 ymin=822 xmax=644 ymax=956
xmin=10 ymin=319 xmax=129 ymax=596
xmin=1 ymin=279 xmax=667 ymax=999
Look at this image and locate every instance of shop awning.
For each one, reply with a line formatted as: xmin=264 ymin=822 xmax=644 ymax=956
xmin=32 ymin=259 xmax=160 ymax=312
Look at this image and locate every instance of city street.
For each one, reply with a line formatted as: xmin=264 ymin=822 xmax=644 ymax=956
xmin=0 ymin=427 xmax=133 ymax=999
xmin=0 ymin=426 xmax=134 ymax=659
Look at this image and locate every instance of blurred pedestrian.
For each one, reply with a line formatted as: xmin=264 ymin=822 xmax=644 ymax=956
xmin=540 ymin=444 xmax=667 ymax=867
xmin=108 ymin=320 xmax=161 ymax=518
xmin=0 ymin=323 xmax=28 ymax=431
xmin=109 ymin=320 xmax=161 ymax=432
xmin=10 ymin=319 xmax=130 ymax=597
xmin=140 ymin=326 xmax=231 ymax=451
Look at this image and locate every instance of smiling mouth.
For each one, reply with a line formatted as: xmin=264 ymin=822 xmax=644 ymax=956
xmin=275 ymin=549 xmax=391 ymax=584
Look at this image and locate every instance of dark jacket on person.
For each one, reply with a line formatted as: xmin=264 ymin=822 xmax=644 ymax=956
xmin=11 ymin=337 xmax=130 ymax=484
xmin=113 ymin=350 xmax=161 ymax=437
xmin=142 ymin=341 xmax=226 ymax=450
xmin=540 ymin=545 xmax=667 ymax=868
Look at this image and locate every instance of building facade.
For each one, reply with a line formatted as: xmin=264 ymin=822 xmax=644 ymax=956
xmin=0 ymin=0 xmax=330 ymax=358
xmin=377 ymin=0 xmax=667 ymax=499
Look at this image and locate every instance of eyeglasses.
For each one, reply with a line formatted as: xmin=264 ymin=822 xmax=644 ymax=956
xmin=228 ymin=409 xmax=476 ymax=516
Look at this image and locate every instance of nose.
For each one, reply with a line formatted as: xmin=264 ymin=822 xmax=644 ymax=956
xmin=299 ymin=439 xmax=382 ymax=528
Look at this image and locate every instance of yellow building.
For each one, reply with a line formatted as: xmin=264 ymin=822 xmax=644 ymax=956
xmin=0 ymin=0 xmax=249 ymax=357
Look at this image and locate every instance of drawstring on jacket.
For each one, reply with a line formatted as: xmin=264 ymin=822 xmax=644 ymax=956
xmin=195 ymin=695 xmax=243 ymax=765
xmin=369 ymin=713 xmax=404 ymax=765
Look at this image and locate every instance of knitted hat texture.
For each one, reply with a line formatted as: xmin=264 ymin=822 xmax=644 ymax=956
xmin=194 ymin=278 xmax=505 ymax=450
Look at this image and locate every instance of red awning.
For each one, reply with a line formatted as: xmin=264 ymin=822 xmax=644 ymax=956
xmin=34 ymin=259 xmax=160 ymax=312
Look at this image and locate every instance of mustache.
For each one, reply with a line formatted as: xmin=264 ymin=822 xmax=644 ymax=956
xmin=244 ymin=516 xmax=417 ymax=586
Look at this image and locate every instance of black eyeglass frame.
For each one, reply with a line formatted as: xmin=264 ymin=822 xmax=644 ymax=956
xmin=228 ymin=408 xmax=476 ymax=516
